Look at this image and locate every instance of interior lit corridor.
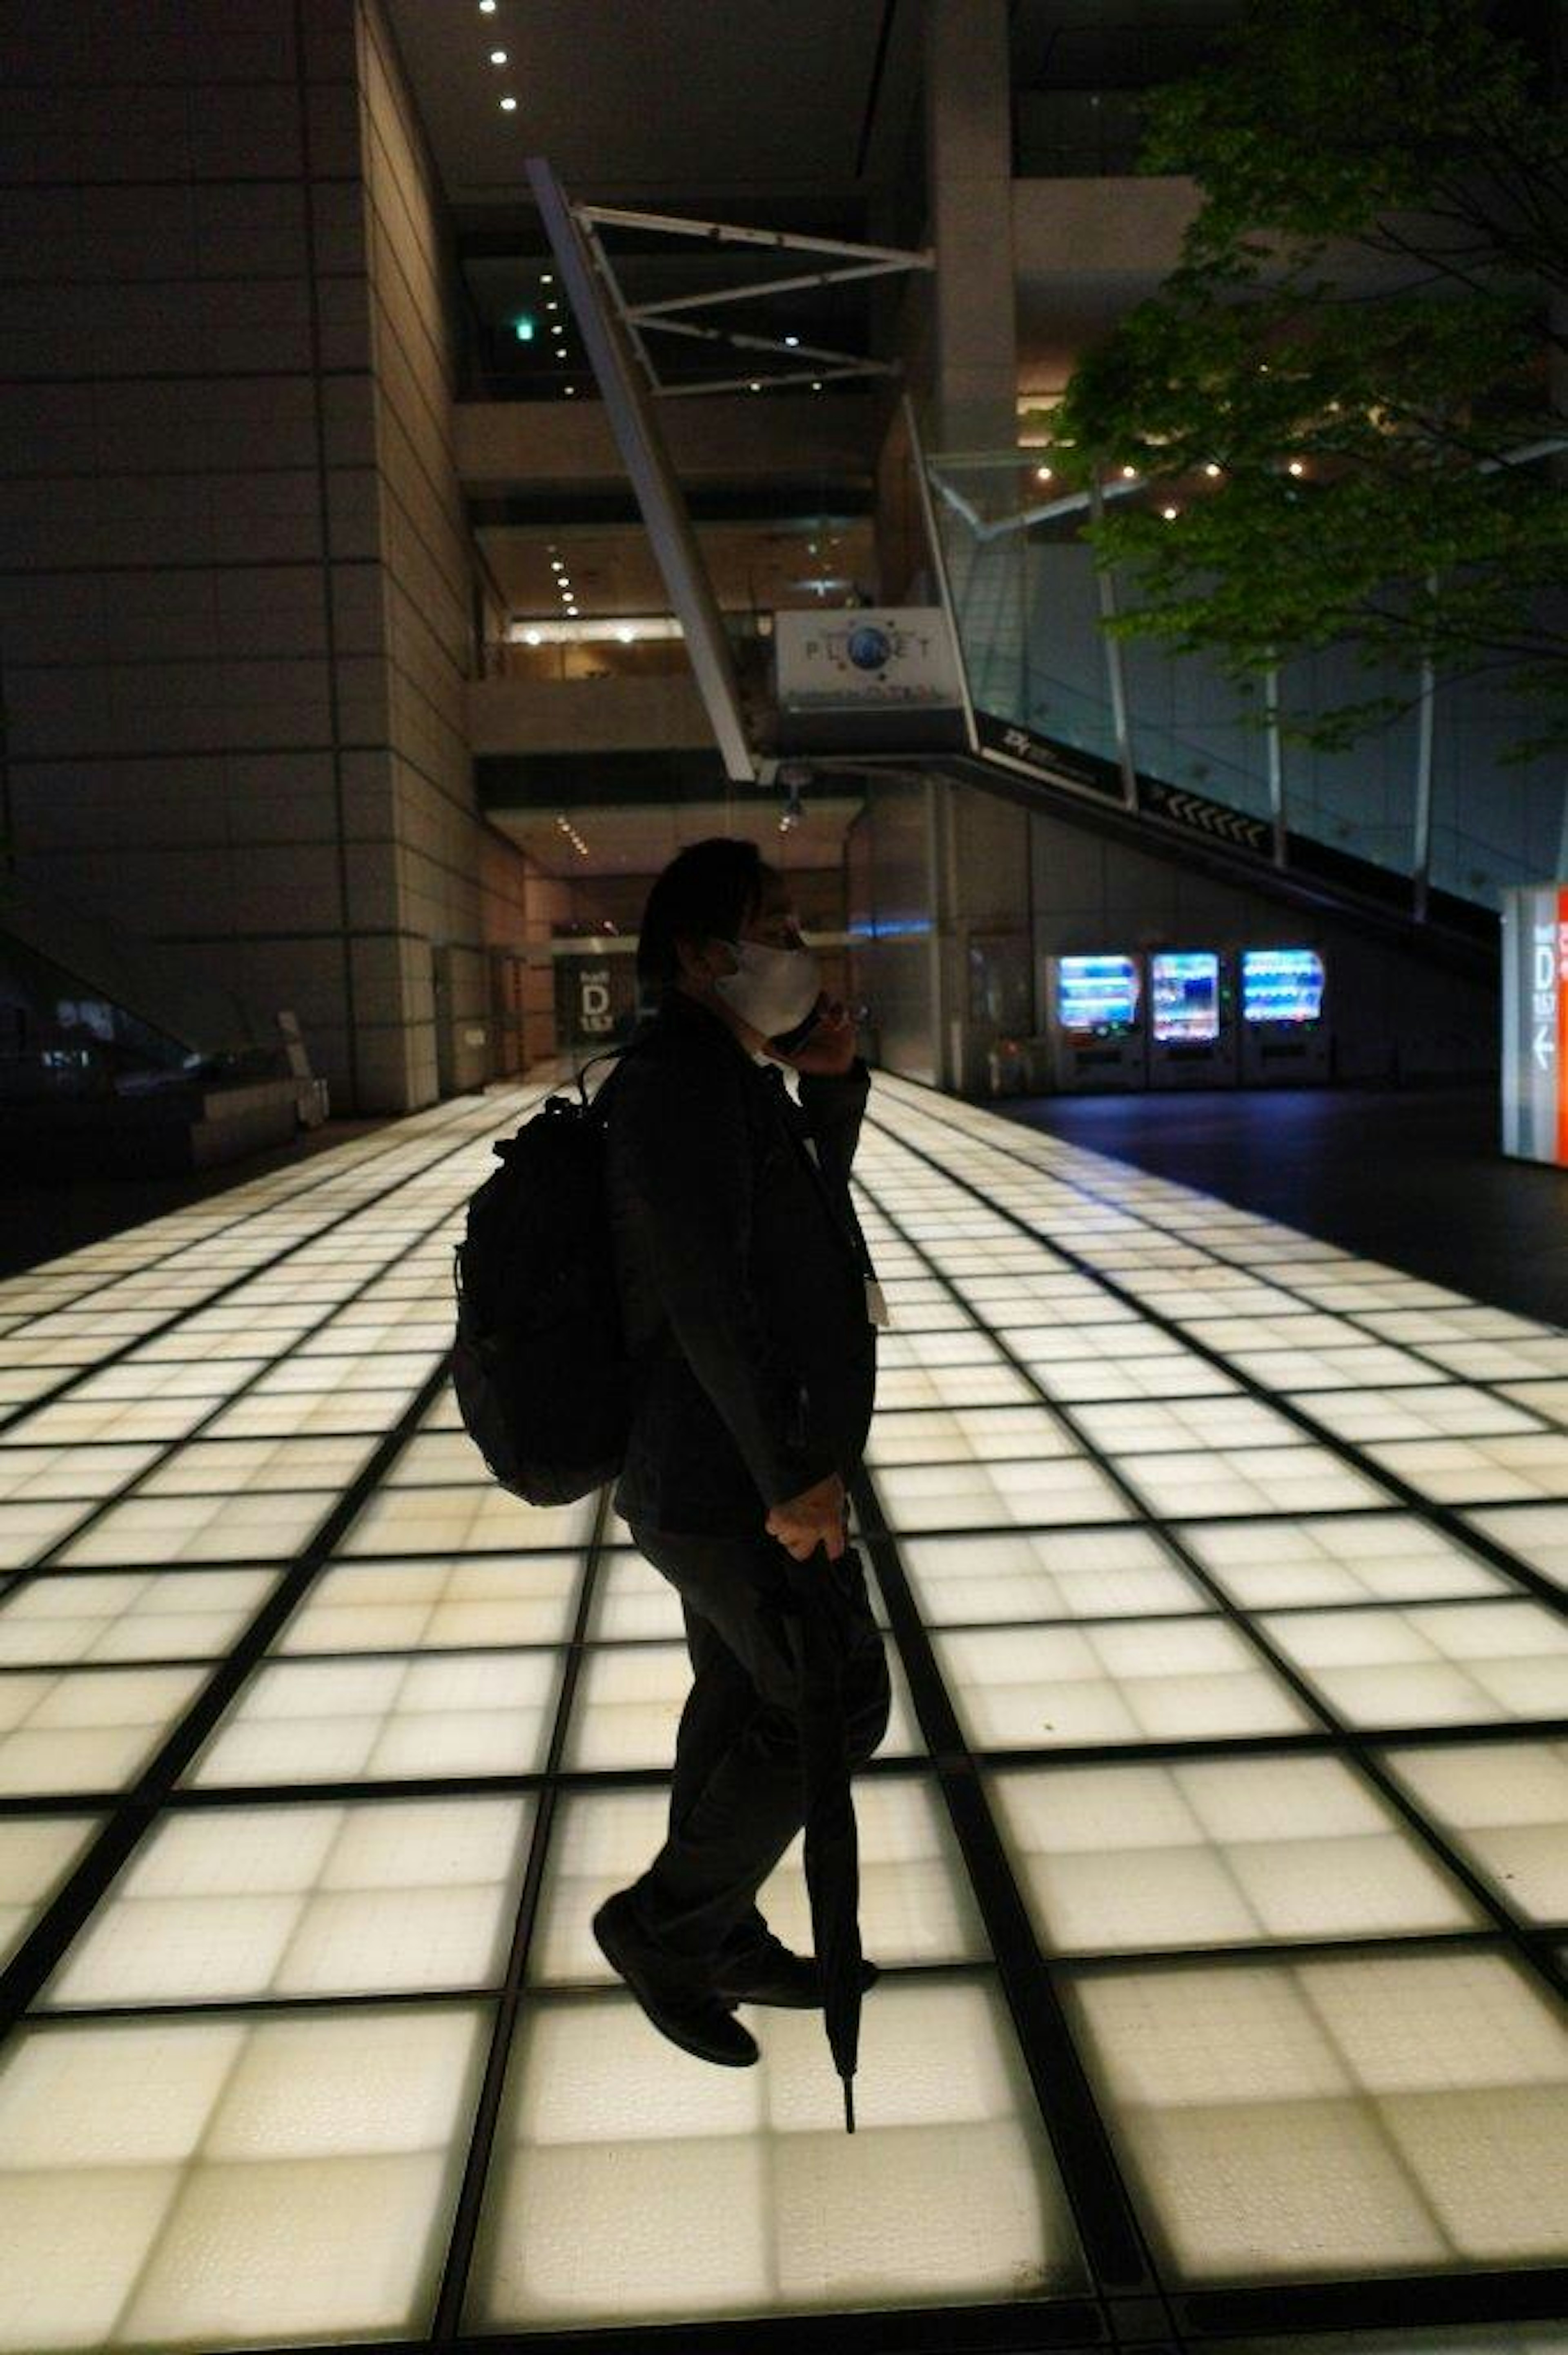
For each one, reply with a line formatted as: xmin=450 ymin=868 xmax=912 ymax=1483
xmin=0 ymin=1074 xmax=1564 ymax=2351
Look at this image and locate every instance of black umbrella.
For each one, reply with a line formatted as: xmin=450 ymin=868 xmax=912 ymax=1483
xmin=781 ymin=1538 xmax=871 ymax=2134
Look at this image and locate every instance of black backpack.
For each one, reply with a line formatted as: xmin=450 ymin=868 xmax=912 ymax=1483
xmin=451 ymin=1046 xmax=636 ymax=1506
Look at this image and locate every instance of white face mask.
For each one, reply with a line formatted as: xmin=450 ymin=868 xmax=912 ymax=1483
xmin=711 ymin=937 xmax=821 ymax=1038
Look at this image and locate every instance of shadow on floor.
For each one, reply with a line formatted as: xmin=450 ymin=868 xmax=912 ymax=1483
xmin=992 ymin=1082 xmax=1568 ymax=1331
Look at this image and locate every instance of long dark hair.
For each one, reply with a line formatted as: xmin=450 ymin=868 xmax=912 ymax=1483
xmin=636 ymin=837 xmax=772 ymax=995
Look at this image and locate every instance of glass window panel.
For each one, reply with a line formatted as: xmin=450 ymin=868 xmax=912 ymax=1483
xmin=466 ymin=1975 xmax=1084 ymax=2329
xmin=1180 ymin=1515 xmax=1512 ymax=1608
xmin=44 ymin=1795 xmax=532 ymax=2007
xmin=899 ymin=1527 xmax=1206 ymax=1625
xmin=990 ymin=1755 xmax=1477 ymax=1954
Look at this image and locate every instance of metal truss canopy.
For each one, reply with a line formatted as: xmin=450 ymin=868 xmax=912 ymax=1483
xmin=574 ymin=202 xmax=933 ymax=399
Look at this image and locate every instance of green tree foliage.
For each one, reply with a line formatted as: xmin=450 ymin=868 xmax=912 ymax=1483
xmin=1053 ymin=0 xmax=1568 ymax=755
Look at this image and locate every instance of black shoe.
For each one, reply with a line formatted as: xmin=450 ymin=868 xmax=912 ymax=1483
xmin=715 ymin=1931 xmax=882 ymax=2010
xmin=592 ymin=1892 xmax=760 ymax=2069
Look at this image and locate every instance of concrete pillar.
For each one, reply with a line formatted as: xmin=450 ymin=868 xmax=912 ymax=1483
xmin=923 ymin=0 xmax=1017 ymax=453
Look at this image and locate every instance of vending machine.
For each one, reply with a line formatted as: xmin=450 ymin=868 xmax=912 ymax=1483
xmin=1147 ymin=949 xmax=1237 ymax=1089
xmin=1239 ymin=947 xmax=1331 ymax=1084
xmin=1046 ymin=952 xmax=1147 ymax=1091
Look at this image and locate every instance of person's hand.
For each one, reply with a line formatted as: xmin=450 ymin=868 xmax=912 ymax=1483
xmin=766 ymin=994 xmax=858 ymax=1079
xmin=766 ymin=1470 xmax=847 ymax=1561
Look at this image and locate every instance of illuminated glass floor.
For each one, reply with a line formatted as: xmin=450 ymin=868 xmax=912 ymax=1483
xmin=0 ymin=1074 xmax=1563 ymax=2354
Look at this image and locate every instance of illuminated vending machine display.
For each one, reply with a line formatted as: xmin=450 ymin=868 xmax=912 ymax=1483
xmin=1239 ymin=947 xmax=1331 ymax=1084
xmin=1046 ymin=952 xmax=1147 ymax=1091
xmin=1501 ymin=883 xmax=1568 ymax=1165
xmin=1148 ymin=949 xmax=1237 ymax=1089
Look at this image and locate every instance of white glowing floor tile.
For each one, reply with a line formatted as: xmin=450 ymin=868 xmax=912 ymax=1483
xmin=1179 ymin=1515 xmax=1513 ymax=1609
xmin=185 ymin=1650 xmax=561 ymax=1787
xmin=1228 ymin=1343 xmax=1444 ymax=1391
xmin=588 ymin=1552 xmax=689 ymax=1643
xmin=1380 ymin=1740 xmax=1568 ymax=1924
xmin=0 ymin=1814 xmax=99 ymax=1968
xmin=1065 ymin=1950 xmax=1568 ymax=2280
xmin=0 ymin=1496 xmax=99 ymax=1571
xmin=0 ymin=1664 xmax=206 ymax=1795
xmin=531 ymin=1776 xmax=986 ymax=1985
xmin=876 ymin=1327 xmax=1010 ymax=1371
xmin=1302 ymin=1387 xmax=1548 ymax=1445
xmin=44 ymin=1794 xmax=532 ymax=2007
xmin=56 ymin=1487 xmax=330 ymax=1566
xmin=1499 ymin=1380 xmax=1568 ymax=1427
xmin=468 ymin=1974 xmax=1083 ymax=2328
xmin=281 ymin=1554 xmax=581 ymax=1655
xmin=990 ymin=1751 xmax=1478 ymax=1954
xmin=1030 ymin=1349 xmax=1238 ymax=1403
xmin=934 ymin=1620 xmax=1309 ymax=1752
xmin=0 ymin=1442 xmax=164 ymax=1504
xmin=386 ymin=1430 xmax=508 ymax=1485
xmin=1115 ymin=1445 xmax=1389 ymax=1520
xmin=0 ymin=2005 xmax=484 ymax=2348
xmin=865 ymin=1405 xmax=1075 ymax=1465
xmin=873 ymin=1362 xmax=1035 ymax=1410
xmin=899 ymin=1527 xmax=1205 ymax=1625
xmin=1073 ymin=1397 xmax=1305 ymax=1454
xmin=0 ymin=1567 xmax=277 ymax=1666
xmin=564 ymin=1639 xmax=922 ymax=1770
xmin=132 ymin=1434 xmax=379 ymax=1496
xmin=252 ymin=1349 xmax=434 ymax=1396
xmin=1420 ymin=1337 xmax=1568 ymax=1382
xmin=1262 ymin=1601 xmax=1568 ymax=1727
xmin=336 ymin=1483 xmax=595 ymax=1557
xmin=1363 ymin=1432 xmax=1568 ymax=1506
xmin=1464 ymin=1505 xmax=1568 ymax=1592
xmin=874 ymin=1457 xmax=1131 ymax=1532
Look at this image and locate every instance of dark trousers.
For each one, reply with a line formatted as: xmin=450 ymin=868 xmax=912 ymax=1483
xmin=623 ymin=1520 xmax=891 ymax=1981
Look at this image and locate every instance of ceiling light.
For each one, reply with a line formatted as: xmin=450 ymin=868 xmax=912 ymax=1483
xmin=811 ymin=380 xmax=822 ymax=392
xmin=499 ymin=95 xmax=517 ymax=111
xmin=524 ymin=629 xmax=541 ymax=646
xmin=1035 ymin=464 xmax=1053 ymax=482
xmin=550 ymin=558 xmax=564 ymax=571
xmin=1120 ymin=464 xmax=1138 ymax=479
xmin=479 ymin=0 xmax=497 ymax=11
xmin=1287 ymin=459 xmax=1306 ymax=477
xmin=564 ymin=384 xmax=575 ymax=395
xmin=490 ymin=48 xmax=508 ymax=64
xmin=541 ymin=273 xmax=553 ymax=285
xmin=749 ymin=380 xmax=762 ymax=392
xmin=1204 ymin=462 xmax=1222 ymax=477
xmin=1161 ymin=504 xmax=1179 ymax=520
xmin=617 ymin=628 xmax=635 ymax=643
xmin=784 ymin=335 xmax=799 ymax=348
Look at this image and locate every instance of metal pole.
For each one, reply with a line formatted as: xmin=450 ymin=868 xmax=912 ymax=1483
xmin=527 ymin=158 xmax=755 ymax=786
xmin=1412 ymin=571 xmax=1439 ymax=921
xmin=1088 ymin=479 xmax=1138 ymax=810
xmin=1265 ymin=660 xmax=1287 ymax=868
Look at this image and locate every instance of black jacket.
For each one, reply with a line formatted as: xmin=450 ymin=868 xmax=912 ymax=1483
xmin=606 ymin=989 xmax=878 ymax=1536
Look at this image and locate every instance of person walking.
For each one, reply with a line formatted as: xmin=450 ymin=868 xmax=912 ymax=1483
xmin=595 ymin=836 xmax=891 ymax=2068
